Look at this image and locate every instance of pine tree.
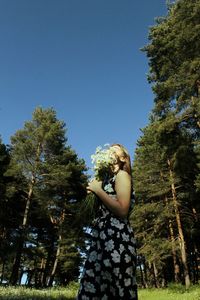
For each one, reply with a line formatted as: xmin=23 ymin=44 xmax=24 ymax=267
xmin=6 ymin=107 xmax=87 ymax=285
xmin=135 ymin=0 xmax=200 ymax=287
xmin=131 ymin=123 xmax=177 ymax=287
xmin=132 ymin=116 xmax=199 ymax=287
xmin=143 ymin=0 xmax=200 ymax=205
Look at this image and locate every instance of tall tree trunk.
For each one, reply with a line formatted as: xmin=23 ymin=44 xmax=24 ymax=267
xmin=26 ymin=269 xmax=34 ymax=286
xmin=138 ymin=256 xmax=148 ymax=288
xmin=48 ymin=234 xmax=62 ymax=287
xmin=10 ymin=142 xmax=42 ymax=285
xmin=152 ymin=261 xmax=160 ymax=288
xmin=10 ymin=178 xmax=35 ymax=285
xmin=38 ymin=258 xmax=45 ymax=287
xmin=191 ymin=208 xmax=199 ymax=283
xmin=42 ymin=239 xmax=54 ymax=287
xmin=0 ymin=259 xmax=5 ymax=284
xmin=192 ymin=242 xmax=199 ymax=284
xmin=164 ymin=195 xmax=180 ymax=282
xmin=169 ymin=218 xmax=180 ymax=283
xmin=161 ymin=169 xmax=181 ymax=283
xmin=143 ymin=260 xmax=149 ymax=288
xmin=139 ymin=259 xmax=145 ymax=288
xmin=167 ymin=159 xmax=190 ymax=288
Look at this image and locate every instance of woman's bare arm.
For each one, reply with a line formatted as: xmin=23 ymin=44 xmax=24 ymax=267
xmin=88 ymin=170 xmax=131 ymax=218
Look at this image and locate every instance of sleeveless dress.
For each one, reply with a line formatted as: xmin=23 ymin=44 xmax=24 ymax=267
xmin=77 ymin=174 xmax=138 ymax=300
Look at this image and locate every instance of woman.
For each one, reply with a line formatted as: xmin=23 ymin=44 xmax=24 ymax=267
xmin=77 ymin=144 xmax=138 ymax=300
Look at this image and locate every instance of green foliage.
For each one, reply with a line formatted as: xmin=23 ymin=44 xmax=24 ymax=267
xmin=133 ymin=0 xmax=200 ymax=288
xmin=143 ymin=0 xmax=200 ymax=115
xmin=0 ymin=107 xmax=88 ymax=286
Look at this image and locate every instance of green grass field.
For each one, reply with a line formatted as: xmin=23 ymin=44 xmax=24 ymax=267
xmin=139 ymin=284 xmax=200 ymax=300
xmin=0 ymin=283 xmax=199 ymax=300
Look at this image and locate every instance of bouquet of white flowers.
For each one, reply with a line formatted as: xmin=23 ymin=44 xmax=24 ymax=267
xmin=91 ymin=144 xmax=117 ymax=180
xmin=81 ymin=144 xmax=117 ymax=223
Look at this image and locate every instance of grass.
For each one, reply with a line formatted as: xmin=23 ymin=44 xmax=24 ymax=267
xmin=139 ymin=284 xmax=200 ymax=300
xmin=0 ymin=282 xmax=79 ymax=300
xmin=0 ymin=282 xmax=199 ymax=299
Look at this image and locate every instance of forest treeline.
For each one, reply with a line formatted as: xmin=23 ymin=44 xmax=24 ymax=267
xmin=0 ymin=0 xmax=200 ymax=289
xmin=130 ymin=0 xmax=200 ymax=289
xmin=0 ymin=107 xmax=90 ymax=287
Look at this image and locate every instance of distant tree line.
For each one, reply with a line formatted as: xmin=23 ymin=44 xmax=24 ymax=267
xmin=130 ymin=0 xmax=200 ymax=289
xmin=0 ymin=107 xmax=89 ymax=287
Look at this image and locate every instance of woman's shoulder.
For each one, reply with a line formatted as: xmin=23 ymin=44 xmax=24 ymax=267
xmin=115 ymin=170 xmax=132 ymax=191
xmin=104 ymin=170 xmax=131 ymax=187
xmin=115 ymin=170 xmax=131 ymax=180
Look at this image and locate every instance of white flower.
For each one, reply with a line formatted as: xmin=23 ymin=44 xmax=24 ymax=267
xmin=128 ymin=245 xmax=136 ymax=254
xmin=111 ymin=218 xmax=124 ymax=229
xmin=122 ymin=232 xmax=129 ymax=241
xmin=95 ymin=262 xmax=101 ymax=271
xmin=107 ymin=228 xmax=114 ymax=235
xmin=128 ymin=225 xmax=133 ymax=233
xmin=92 ymin=230 xmax=98 ymax=238
xmin=111 ymin=250 xmax=120 ymax=263
xmin=91 ymin=241 xmax=96 ymax=247
xmin=131 ymin=237 xmax=136 ymax=244
xmin=96 ymin=276 xmax=101 ymax=283
xmin=100 ymin=231 xmax=106 ymax=240
xmin=83 ymin=281 xmax=96 ymax=293
xmin=99 ymin=221 xmax=104 ymax=228
xmin=101 ymin=283 xmax=107 ymax=292
xmin=102 ymin=271 xmax=112 ymax=281
xmin=105 ymin=239 xmax=114 ymax=252
xmin=97 ymin=253 xmax=102 ymax=260
xmin=111 ymin=175 xmax=116 ymax=182
xmin=89 ymin=250 xmax=98 ymax=262
xmin=86 ymin=269 xmax=95 ymax=277
xmin=124 ymin=278 xmax=131 ymax=286
xmin=125 ymin=254 xmax=131 ymax=263
xmin=104 ymin=183 xmax=114 ymax=193
xmin=113 ymin=267 xmax=120 ymax=276
xmin=97 ymin=241 xmax=101 ymax=249
xmin=119 ymin=244 xmax=125 ymax=253
xmin=126 ymin=266 xmax=133 ymax=276
xmin=103 ymin=259 xmax=111 ymax=267
xmin=119 ymin=288 xmax=124 ymax=297
xmin=104 ymin=143 xmax=110 ymax=147
xmin=90 ymin=144 xmax=117 ymax=180
xmin=81 ymin=295 xmax=90 ymax=300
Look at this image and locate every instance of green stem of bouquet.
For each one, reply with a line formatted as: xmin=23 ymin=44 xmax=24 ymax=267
xmin=84 ymin=192 xmax=99 ymax=220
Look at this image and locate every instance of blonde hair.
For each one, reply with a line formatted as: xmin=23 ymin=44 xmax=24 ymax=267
xmin=111 ymin=143 xmax=132 ymax=175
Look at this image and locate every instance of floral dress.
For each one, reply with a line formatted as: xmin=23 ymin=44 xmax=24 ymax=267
xmin=77 ymin=174 xmax=138 ymax=300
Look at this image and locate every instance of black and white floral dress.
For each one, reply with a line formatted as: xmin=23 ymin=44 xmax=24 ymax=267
xmin=77 ymin=174 xmax=138 ymax=300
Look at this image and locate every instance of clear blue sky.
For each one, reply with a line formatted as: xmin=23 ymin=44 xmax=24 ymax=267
xmin=0 ymin=0 xmax=167 ymax=170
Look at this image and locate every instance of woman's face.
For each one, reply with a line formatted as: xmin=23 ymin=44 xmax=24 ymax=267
xmin=110 ymin=145 xmax=125 ymax=161
xmin=109 ymin=145 xmax=126 ymax=172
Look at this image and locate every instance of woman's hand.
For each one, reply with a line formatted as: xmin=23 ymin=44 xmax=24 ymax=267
xmin=87 ymin=179 xmax=102 ymax=194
